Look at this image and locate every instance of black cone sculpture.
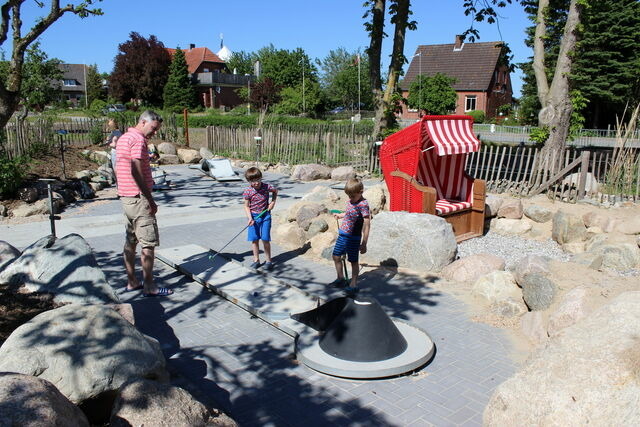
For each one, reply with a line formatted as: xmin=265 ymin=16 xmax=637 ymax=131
xmin=312 ymin=296 xmax=408 ymax=362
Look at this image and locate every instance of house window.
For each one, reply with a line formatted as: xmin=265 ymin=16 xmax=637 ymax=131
xmin=63 ymin=79 xmax=77 ymax=86
xmin=465 ymin=95 xmax=477 ymax=112
xmin=203 ymin=68 xmax=210 ymax=72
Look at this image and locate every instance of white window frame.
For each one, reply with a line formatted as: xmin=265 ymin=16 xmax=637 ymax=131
xmin=63 ymin=79 xmax=77 ymax=86
xmin=465 ymin=95 xmax=477 ymax=112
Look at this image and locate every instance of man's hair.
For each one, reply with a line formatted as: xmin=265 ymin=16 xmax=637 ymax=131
xmin=139 ymin=110 xmax=163 ymax=124
xmin=344 ymin=178 xmax=364 ymax=197
xmin=245 ymin=167 xmax=262 ymax=182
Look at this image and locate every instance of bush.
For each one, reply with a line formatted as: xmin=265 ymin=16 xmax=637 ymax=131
xmin=88 ymin=120 xmax=104 ymax=145
xmin=90 ymin=99 xmax=107 ymax=113
xmin=0 ymin=154 xmax=29 ymax=198
xmin=466 ymin=110 xmax=485 ymax=123
xmin=529 ymin=126 xmax=550 ymax=146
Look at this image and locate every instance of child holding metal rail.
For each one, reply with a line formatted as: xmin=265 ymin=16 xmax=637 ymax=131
xmin=330 ymin=178 xmax=371 ymax=290
xmin=243 ymin=167 xmax=278 ymax=270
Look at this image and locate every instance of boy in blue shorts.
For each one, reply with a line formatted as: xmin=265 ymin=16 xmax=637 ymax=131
xmin=330 ymin=178 xmax=371 ymax=289
xmin=243 ymin=167 xmax=278 ymax=270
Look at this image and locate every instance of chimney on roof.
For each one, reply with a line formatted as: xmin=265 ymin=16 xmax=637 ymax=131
xmin=454 ymin=35 xmax=463 ymax=51
xmin=189 ymin=43 xmax=195 ymax=50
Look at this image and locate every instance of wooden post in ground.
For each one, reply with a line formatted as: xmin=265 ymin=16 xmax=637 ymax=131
xmin=183 ymin=109 xmax=189 ymax=147
xmin=577 ymin=150 xmax=591 ymax=200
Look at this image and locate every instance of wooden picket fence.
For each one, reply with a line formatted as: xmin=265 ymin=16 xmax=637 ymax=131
xmin=466 ymin=145 xmax=640 ymax=202
xmin=206 ymin=124 xmax=379 ymax=172
xmin=2 ymin=114 xmax=179 ymax=159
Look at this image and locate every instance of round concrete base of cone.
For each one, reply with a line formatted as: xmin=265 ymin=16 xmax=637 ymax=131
xmin=295 ymin=319 xmax=434 ymax=379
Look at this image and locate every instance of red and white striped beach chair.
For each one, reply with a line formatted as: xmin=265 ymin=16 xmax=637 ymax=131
xmin=380 ymin=115 xmax=486 ymax=242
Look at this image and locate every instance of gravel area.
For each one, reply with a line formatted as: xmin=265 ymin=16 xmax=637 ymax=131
xmin=457 ymin=231 xmax=571 ymax=270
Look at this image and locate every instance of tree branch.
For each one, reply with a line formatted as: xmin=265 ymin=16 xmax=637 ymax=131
xmin=533 ymin=0 xmax=550 ymax=106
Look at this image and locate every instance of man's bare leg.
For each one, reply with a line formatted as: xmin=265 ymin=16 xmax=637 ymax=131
xmin=124 ymin=241 xmax=141 ymax=290
xmin=141 ymin=246 xmax=156 ymax=293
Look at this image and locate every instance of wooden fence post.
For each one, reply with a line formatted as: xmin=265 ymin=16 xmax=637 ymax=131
xmin=577 ymin=150 xmax=591 ymax=200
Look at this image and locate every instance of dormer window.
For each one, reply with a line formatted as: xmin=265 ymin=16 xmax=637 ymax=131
xmin=63 ymin=79 xmax=77 ymax=86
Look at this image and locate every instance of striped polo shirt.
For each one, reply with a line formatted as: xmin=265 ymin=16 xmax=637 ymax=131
xmin=115 ymin=127 xmax=153 ymax=197
xmin=243 ymin=182 xmax=276 ymax=213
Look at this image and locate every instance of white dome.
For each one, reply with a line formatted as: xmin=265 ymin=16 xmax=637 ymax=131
xmin=217 ymin=45 xmax=232 ymax=61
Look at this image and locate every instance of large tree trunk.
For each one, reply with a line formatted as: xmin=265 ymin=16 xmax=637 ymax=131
xmin=534 ymin=0 xmax=582 ymax=171
xmin=372 ymin=0 xmax=413 ymax=139
xmin=367 ymin=0 xmax=386 ymax=139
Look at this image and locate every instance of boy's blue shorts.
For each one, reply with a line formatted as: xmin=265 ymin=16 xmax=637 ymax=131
xmin=247 ymin=211 xmax=271 ymax=242
xmin=332 ymin=230 xmax=361 ymax=263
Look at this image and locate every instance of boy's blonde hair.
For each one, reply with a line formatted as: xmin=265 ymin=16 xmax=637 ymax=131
xmin=245 ymin=167 xmax=262 ymax=182
xmin=344 ymin=178 xmax=364 ymax=197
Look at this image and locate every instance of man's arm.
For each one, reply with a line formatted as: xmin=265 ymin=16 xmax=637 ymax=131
xmin=131 ymin=158 xmax=157 ymax=216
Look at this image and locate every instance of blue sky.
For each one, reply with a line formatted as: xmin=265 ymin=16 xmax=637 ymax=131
xmin=12 ymin=0 xmax=531 ymax=96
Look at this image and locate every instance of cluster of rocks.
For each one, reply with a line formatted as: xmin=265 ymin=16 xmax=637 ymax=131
xmin=0 ymin=234 xmax=235 ymax=426
xmin=485 ymin=196 xmax=640 ymax=272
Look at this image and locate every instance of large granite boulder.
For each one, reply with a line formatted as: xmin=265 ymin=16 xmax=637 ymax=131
xmin=363 ymin=184 xmax=387 ymax=215
xmin=177 ymin=148 xmax=202 ymax=164
xmin=519 ymin=273 xmax=557 ymax=311
xmin=523 ymin=205 xmax=553 ymax=223
xmin=291 ymin=164 xmax=332 ymax=181
xmin=484 ymin=291 xmax=640 ymax=426
xmin=295 ymin=203 xmax=327 ymax=230
xmin=0 ymin=304 xmax=167 ymax=404
xmin=0 ymin=234 xmax=120 ymax=305
xmin=0 ymin=373 xmax=89 ymax=426
xmin=512 ymin=255 xmax=551 ymax=285
xmin=110 ymin=379 xmax=236 ymax=427
xmin=497 ymin=199 xmax=523 ymax=219
xmin=441 ymin=253 xmax=505 ymax=283
xmin=157 ymin=142 xmax=177 ymax=155
xmin=552 ymin=210 xmax=586 ymax=244
xmin=362 ymin=211 xmax=457 ymax=272
xmin=330 ymin=166 xmax=356 ymax=181
xmin=0 ymin=240 xmax=20 ymax=272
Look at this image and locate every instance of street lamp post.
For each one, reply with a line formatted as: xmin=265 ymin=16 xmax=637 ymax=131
xmin=300 ymin=58 xmax=306 ymax=115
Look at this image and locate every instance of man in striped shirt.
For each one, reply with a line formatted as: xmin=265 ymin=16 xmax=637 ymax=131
xmin=116 ymin=110 xmax=172 ymax=297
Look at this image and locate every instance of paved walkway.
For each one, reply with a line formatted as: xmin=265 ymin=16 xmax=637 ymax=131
xmin=1 ymin=165 xmax=517 ymax=426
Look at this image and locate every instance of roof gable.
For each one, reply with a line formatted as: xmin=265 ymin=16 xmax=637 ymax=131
xmin=167 ymin=47 xmax=225 ymax=74
xmin=403 ymin=41 xmax=505 ymax=91
xmin=58 ymin=64 xmax=88 ymax=85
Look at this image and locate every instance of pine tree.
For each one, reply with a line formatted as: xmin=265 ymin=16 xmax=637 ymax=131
xmin=85 ymin=64 xmax=106 ymax=106
xmin=163 ymin=47 xmax=196 ymax=112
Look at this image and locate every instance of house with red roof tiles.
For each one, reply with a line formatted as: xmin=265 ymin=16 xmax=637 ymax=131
xmin=167 ymin=44 xmax=252 ymax=110
xmin=399 ymin=36 xmax=513 ymax=120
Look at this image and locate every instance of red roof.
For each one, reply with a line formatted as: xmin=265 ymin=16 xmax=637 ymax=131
xmin=166 ymin=47 xmax=225 ymax=73
xmin=402 ymin=41 xmax=505 ymax=91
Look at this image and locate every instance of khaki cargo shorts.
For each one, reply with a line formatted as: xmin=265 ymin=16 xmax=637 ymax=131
xmin=121 ymin=196 xmax=159 ymax=248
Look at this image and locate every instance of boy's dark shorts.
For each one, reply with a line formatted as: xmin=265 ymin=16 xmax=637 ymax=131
xmin=332 ymin=230 xmax=361 ymax=263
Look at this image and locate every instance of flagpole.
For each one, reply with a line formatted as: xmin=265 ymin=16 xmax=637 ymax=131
xmin=357 ymin=54 xmax=361 ymax=116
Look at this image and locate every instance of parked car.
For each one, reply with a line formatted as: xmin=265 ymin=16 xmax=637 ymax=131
xmin=103 ymin=104 xmax=126 ymax=114
xmin=329 ymin=106 xmax=346 ymax=114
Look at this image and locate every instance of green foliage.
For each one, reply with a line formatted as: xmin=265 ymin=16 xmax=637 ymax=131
xmin=90 ymin=99 xmax=107 ymax=112
xmin=273 ymin=81 xmax=325 ymax=117
xmin=0 ymin=154 xmax=29 ymax=198
xmin=88 ymin=120 xmax=104 ymax=145
xmin=226 ymin=50 xmax=256 ymax=75
xmin=1 ymin=43 xmax=63 ymax=112
xmin=568 ymin=90 xmax=588 ymax=140
xmin=497 ymin=104 xmax=512 ymax=116
xmin=406 ymin=73 xmax=457 ymax=115
xmin=249 ymin=78 xmax=281 ymax=111
xmin=529 ymin=126 xmax=550 ymax=146
xmin=319 ymin=49 xmax=373 ymax=110
xmin=85 ymin=64 xmax=106 ymax=106
xmin=466 ymin=110 xmax=486 ymax=123
xmin=163 ymin=47 xmax=197 ymax=112
xmin=259 ymin=45 xmax=317 ymax=88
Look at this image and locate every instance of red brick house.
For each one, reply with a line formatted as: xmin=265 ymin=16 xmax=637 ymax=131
xmin=167 ymin=44 xmax=251 ymax=110
xmin=399 ymin=36 xmax=513 ymax=120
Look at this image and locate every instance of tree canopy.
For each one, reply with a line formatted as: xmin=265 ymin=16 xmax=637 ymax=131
xmin=0 ymin=1 xmax=102 ymax=130
xmin=319 ymin=49 xmax=373 ymax=110
xmin=109 ymin=32 xmax=171 ymax=106
xmin=406 ymin=73 xmax=457 ymax=115
xmin=85 ymin=64 xmax=105 ymax=107
xmin=163 ymin=47 xmax=196 ymax=112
